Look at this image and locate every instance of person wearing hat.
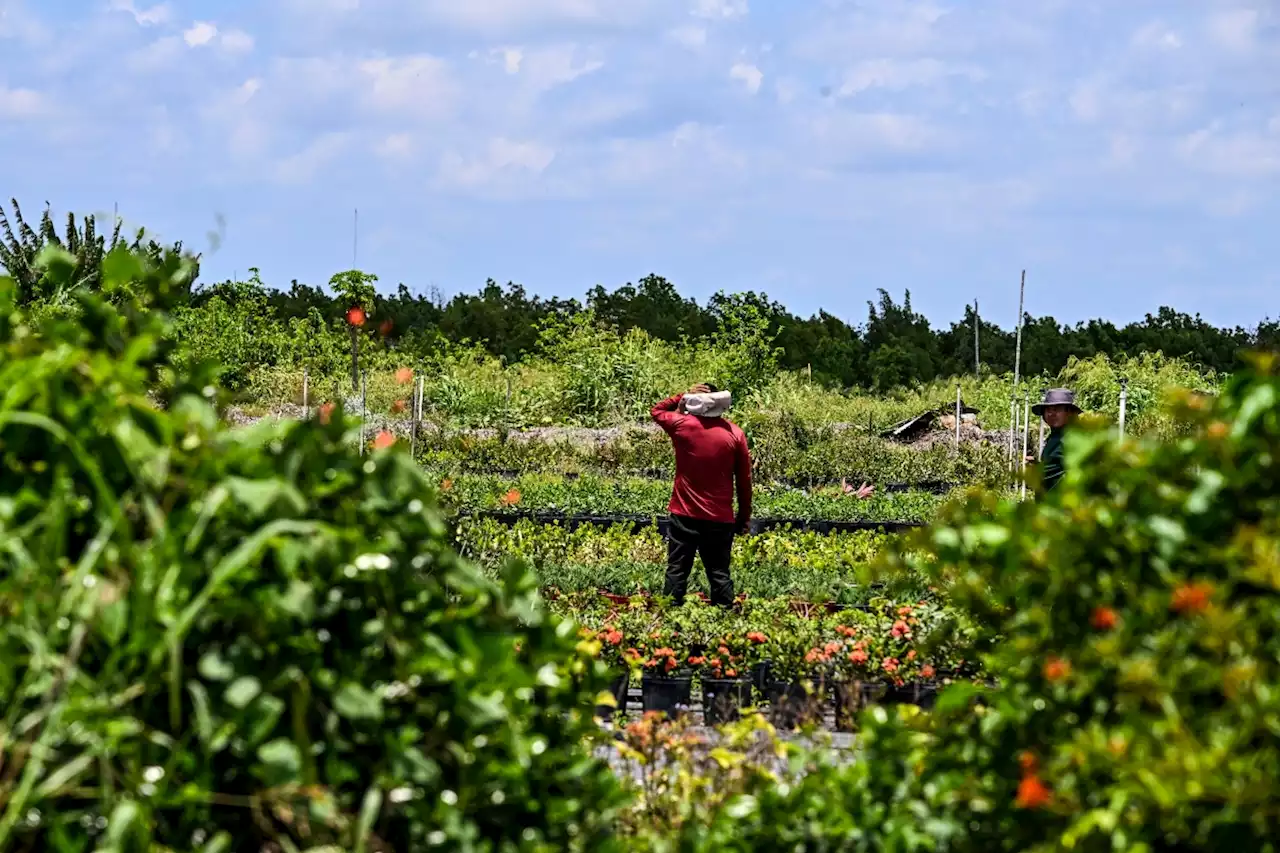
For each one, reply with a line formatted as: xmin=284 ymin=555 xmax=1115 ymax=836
xmin=651 ymin=383 xmax=752 ymax=607
xmin=1029 ymin=388 xmax=1082 ymax=493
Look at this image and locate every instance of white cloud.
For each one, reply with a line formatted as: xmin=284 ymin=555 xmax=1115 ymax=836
xmin=836 ymin=58 xmax=981 ymax=96
xmin=1131 ymin=21 xmax=1182 ymax=51
xmin=375 ymin=132 xmax=414 ymax=160
xmin=219 ymin=29 xmax=255 ymax=53
xmin=500 ymin=45 xmax=603 ymax=91
xmin=108 ymin=0 xmax=171 ymax=27
xmin=359 ymin=55 xmax=457 ymax=119
xmin=1179 ymin=119 xmax=1280 ymax=178
xmin=730 ymin=61 xmax=763 ymax=94
xmin=275 ymin=132 xmax=352 ymax=184
xmin=1207 ymin=8 xmax=1259 ymax=53
xmin=183 ymin=21 xmax=218 ymax=47
xmin=0 ymin=85 xmax=46 ymax=119
xmin=667 ymin=25 xmax=707 ymax=48
xmin=692 ymin=0 xmax=747 ymax=20
xmin=439 ymin=137 xmax=556 ymax=189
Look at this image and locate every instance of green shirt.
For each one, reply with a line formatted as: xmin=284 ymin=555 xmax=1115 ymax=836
xmin=1038 ymin=426 xmax=1066 ymax=493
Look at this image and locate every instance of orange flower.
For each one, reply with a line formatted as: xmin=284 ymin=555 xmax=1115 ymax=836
xmin=395 ymin=367 xmax=414 ymax=384
xmin=1016 ymin=774 xmax=1051 ymax=809
xmin=848 ymin=649 xmax=868 ymax=665
xmin=1018 ymin=751 xmax=1038 ymax=772
xmin=1043 ymin=657 xmax=1072 ymax=682
xmin=346 ymin=306 xmax=366 ymax=327
xmin=725 ymin=669 xmax=737 ymax=677
xmin=688 ymin=655 xmax=706 ymax=666
xmin=373 ymin=430 xmax=396 ymax=450
xmin=882 ymin=657 xmax=899 ymax=674
xmin=379 ymin=319 xmax=394 ymax=337
xmin=746 ymin=631 xmax=768 ymax=644
xmin=440 ymin=478 xmax=453 ymax=491
xmin=391 ymin=399 xmax=408 ymax=414
xmin=1207 ymin=421 xmax=1228 ymax=439
xmin=319 ymin=401 xmax=336 ymax=424
xmin=906 ymin=649 xmax=917 ymax=661
xmin=891 ymin=620 xmax=910 ymax=638
xmin=920 ymin=664 xmax=935 ymax=679
xmin=1171 ymin=581 xmax=1213 ymax=614
xmin=499 ymin=489 xmax=522 ymax=507
xmin=1090 ymin=606 xmax=1119 ymax=631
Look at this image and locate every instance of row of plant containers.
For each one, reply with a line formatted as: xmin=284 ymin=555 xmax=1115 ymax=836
xmin=597 ymin=665 xmax=951 ymax=731
xmin=458 ymin=510 xmax=924 ymax=535
xmin=457 ymin=469 xmax=959 ymax=494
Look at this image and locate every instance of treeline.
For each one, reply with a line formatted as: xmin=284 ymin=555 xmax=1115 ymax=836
xmin=243 ymin=272 xmax=1277 ymax=390
xmin=3 ymin=200 xmax=1277 ymax=391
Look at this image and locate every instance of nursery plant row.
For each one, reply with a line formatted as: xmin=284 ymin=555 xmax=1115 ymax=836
xmin=414 ymin=426 xmax=1011 ymax=486
xmin=434 ymin=471 xmax=955 ymax=522
xmin=552 ymin=593 xmax=982 ymax=731
xmin=455 ymin=518 xmax=927 ymax=602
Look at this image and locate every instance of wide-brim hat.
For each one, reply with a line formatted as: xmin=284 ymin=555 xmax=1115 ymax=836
xmin=1031 ymin=387 xmax=1082 ymax=416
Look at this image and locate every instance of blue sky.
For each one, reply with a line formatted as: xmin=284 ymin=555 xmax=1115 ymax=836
xmin=2 ymin=0 xmax=1277 ymax=331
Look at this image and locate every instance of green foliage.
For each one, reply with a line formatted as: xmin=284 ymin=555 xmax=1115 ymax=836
xmin=328 ymin=269 xmax=378 ymax=313
xmin=0 ymin=199 xmax=196 ymax=306
xmin=642 ymin=352 xmax=1280 ymax=850
xmin=0 ymin=246 xmax=625 ymax=850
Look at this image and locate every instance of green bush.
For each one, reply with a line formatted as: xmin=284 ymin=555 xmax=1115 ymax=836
xmin=0 ymin=245 xmax=624 ymax=851
xmin=639 ymin=352 xmax=1280 ymax=850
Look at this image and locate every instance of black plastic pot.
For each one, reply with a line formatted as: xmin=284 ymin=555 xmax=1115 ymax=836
xmin=641 ymin=675 xmax=693 ymax=719
xmin=833 ymin=681 xmax=884 ymax=732
xmin=702 ymin=677 xmax=754 ymax=725
xmin=766 ymin=680 xmax=825 ymax=729
xmin=882 ymin=681 xmax=939 ymax=707
xmin=596 ymin=672 xmax=629 ymax=722
xmin=750 ymin=661 xmax=773 ymax=692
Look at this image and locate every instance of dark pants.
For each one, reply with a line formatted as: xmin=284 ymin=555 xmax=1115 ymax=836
xmin=664 ymin=514 xmax=735 ymax=607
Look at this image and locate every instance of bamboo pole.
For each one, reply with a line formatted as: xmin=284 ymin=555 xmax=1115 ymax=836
xmin=955 ymin=384 xmax=962 ymax=449
xmin=1013 ymin=270 xmax=1025 ymax=388
xmin=1119 ymin=377 xmax=1128 ymax=438
xmin=359 ymin=371 xmax=367 ymax=455
xmin=1020 ymin=392 xmax=1031 ymax=500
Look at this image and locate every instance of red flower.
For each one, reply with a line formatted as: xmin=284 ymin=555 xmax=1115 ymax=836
xmin=440 ymin=478 xmax=454 ymax=491
xmin=848 ymin=649 xmax=868 ymax=665
xmin=391 ymin=399 xmax=408 ymax=414
xmin=664 ymin=658 xmax=677 ymax=672
xmin=1016 ymin=774 xmax=1051 ymax=809
xmin=920 ymin=664 xmax=935 ymax=679
xmin=746 ymin=631 xmax=769 ymax=644
xmin=1090 ymin=606 xmax=1119 ymax=631
xmin=882 ymin=657 xmax=899 ymax=674
xmin=1018 ymin=751 xmax=1038 ymax=772
xmin=499 ymin=489 xmax=522 ymax=507
xmin=891 ymin=620 xmax=910 ymax=639
xmin=379 ymin=319 xmax=394 ymax=337
xmin=688 ymin=655 xmax=706 ymax=666
xmin=1171 ymin=582 xmax=1213 ymax=615
xmin=897 ymin=605 xmax=913 ymax=616
xmin=346 ymin=306 xmax=366 ymax=327
xmin=318 ymin=401 xmax=336 ymax=424
xmin=725 ymin=669 xmax=737 ymax=677
xmin=373 ymin=431 xmax=396 ymax=450
xmin=395 ymin=367 xmax=414 ymax=384
xmin=1043 ymin=657 xmax=1072 ymax=683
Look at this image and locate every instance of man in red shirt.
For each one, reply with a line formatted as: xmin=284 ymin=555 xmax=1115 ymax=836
xmin=651 ymin=383 xmax=752 ymax=607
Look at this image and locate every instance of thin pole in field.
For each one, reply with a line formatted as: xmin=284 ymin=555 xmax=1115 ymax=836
xmin=1008 ymin=397 xmax=1017 ymax=474
xmin=1020 ymin=392 xmax=1031 ymax=500
xmin=1119 ymin=377 xmax=1128 ymax=438
xmin=410 ymin=375 xmax=423 ymax=457
xmin=353 ymin=208 xmax=359 ymax=269
xmin=955 ymin=384 xmax=962 ymax=449
xmin=302 ymin=367 xmax=309 ymax=417
xmin=973 ymin=299 xmax=980 ymax=377
xmin=1037 ymin=389 xmax=1046 ymax=456
xmin=359 ymin=370 xmax=367 ymax=455
xmin=1013 ymin=270 xmax=1025 ymax=388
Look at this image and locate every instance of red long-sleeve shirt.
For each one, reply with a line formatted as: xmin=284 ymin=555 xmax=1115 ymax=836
xmin=651 ymin=395 xmax=752 ymax=525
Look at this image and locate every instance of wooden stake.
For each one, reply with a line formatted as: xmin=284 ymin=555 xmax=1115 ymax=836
xmin=1013 ymin=270 xmax=1026 ymax=389
xmin=973 ymin=299 xmax=980 ymax=378
xmin=302 ymin=367 xmax=309 ymax=417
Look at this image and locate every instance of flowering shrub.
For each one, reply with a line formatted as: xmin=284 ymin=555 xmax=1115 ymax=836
xmin=0 ymin=246 xmax=625 ymax=851
xmin=651 ymin=353 xmax=1280 ymax=850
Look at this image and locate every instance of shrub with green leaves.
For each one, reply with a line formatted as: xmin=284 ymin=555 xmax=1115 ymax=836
xmin=0 ymin=245 xmax=624 ymax=851
xmin=639 ymin=352 xmax=1280 ymax=851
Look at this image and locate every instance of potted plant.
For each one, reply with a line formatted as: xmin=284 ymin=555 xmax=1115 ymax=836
xmin=637 ymin=630 xmax=693 ymax=719
xmin=697 ymin=634 xmax=754 ymax=725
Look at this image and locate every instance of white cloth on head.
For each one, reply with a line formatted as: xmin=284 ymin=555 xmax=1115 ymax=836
xmin=682 ymin=390 xmax=732 ymax=418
